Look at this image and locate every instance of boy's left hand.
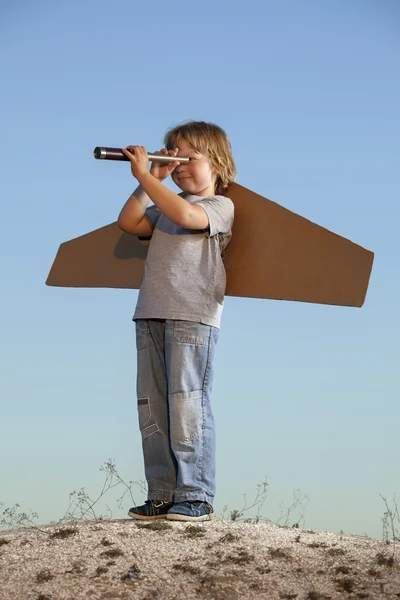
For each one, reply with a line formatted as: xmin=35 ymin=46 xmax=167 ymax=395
xmin=122 ymin=146 xmax=150 ymax=180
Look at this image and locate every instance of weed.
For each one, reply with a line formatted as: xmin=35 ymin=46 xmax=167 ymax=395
xmin=334 ymin=565 xmax=350 ymax=574
xmin=223 ymin=478 xmax=269 ymax=523
xmin=141 ymin=591 xmax=160 ymax=600
xmin=50 ymin=528 xmax=77 ymax=539
xmin=219 ymin=532 xmax=239 ymax=543
xmin=249 ymin=582 xmax=262 ymax=590
xmin=173 ymin=563 xmax=201 ymax=575
xmin=65 ymin=560 xmax=85 ymax=575
xmin=326 ymin=547 xmax=345 ymax=557
xmin=230 ymin=509 xmax=242 ymax=521
xmin=0 ymin=538 xmax=10 ymax=546
xmin=256 ymin=565 xmax=271 ymax=574
xmin=224 ymin=549 xmax=254 ymax=564
xmin=56 ymin=459 xmax=147 ymax=523
xmin=380 ymin=493 xmax=400 ymax=543
xmin=268 ymin=547 xmax=291 ymax=560
xmin=121 ymin=563 xmax=141 ymax=581
xmin=95 ymin=566 xmax=108 ymax=576
xmin=336 ymin=578 xmax=355 ymax=593
xmin=375 ymin=553 xmax=394 ymax=567
xmin=307 ymin=542 xmax=328 ymax=549
xmin=36 ymin=570 xmax=54 ymax=582
xmin=367 ymin=568 xmax=381 ymax=577
xmin=136 ymin=521 xmax=172 ymax=531
xmin=183 ymin=524 xmax=205 ymax=538
xmin=100 ymin=547 xmax=124 ymax=558
xmin=279 ymin=593 xmax=297 ymax=599
xmin=36 ymin=595 xmax=52 ymax=600
xmin=276 ymin=489 xmax=309 ymax=528
xmin=0 ymin=503 xmax=39 ymax=530
xmin=305 ymin=593 xmax=332 ymax=600
xmin=100 ymin=537 xmax=113 ymax=546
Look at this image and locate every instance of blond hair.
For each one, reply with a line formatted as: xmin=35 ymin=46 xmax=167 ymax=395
xmin=164 ymin=121 xmax=236 ymax=195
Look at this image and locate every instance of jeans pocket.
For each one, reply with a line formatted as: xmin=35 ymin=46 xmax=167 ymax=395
xmin=169 ymin=390 xmax=203 ymax=442
xmin=138 ymin=397 xmax=151 ymax=429
xmin=138 ymin=398 xmax=158 ymax=440
xmin=136 ymin=320 xmax=148 ymax=351
xmin=173 ymin=321 xmax=210 ymax=346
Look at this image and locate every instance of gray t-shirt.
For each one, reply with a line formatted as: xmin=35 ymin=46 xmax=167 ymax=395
xmin=132 ymin=193 xmax=234 ymax=328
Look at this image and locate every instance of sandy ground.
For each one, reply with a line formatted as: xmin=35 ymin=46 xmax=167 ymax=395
xmin=0 ymin=519 xmax=399 ymax=599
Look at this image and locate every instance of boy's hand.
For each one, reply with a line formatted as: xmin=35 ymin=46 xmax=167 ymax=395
xmin=122 ymin=146 xmax=151 ymax=181
xmin=150 ymin=148 xmax=181 ymax=181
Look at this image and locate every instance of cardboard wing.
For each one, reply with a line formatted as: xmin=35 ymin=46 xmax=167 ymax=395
xmin=46 ymin=182 xmax=374 ymax=307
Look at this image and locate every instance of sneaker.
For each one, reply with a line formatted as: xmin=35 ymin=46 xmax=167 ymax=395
xmin=166 ymin=501 xmax=213 ymax=522
xmin=128 ymin=500 xmax=173 ymax=520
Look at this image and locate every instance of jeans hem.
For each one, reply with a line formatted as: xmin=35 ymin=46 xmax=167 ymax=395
xmin=148 ymin=491 xmax=175 ymax=502
xmin=174 ymin=491 xmax=214 ymax=505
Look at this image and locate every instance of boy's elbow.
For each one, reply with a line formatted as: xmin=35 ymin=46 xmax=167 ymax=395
xmin=118 ymin=217 xmax=135 ymax=234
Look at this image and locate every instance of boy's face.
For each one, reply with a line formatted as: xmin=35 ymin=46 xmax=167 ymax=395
xmin=171 ymin=139 xmax=217 ymax=197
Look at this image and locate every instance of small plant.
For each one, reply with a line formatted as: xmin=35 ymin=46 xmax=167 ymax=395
xmin=256 ymin=565 xmax=271 ymax=574
xmin=0 ymin=538 xmax=10 ymax=546
xmin=36 ymin=570 xmax=54 ymax=582
xmin=65 ymin=560 xmax=85 ymax=574
xmin=219 ymin=532 xmax=239 ymax=543
xmin=224 ymin=549 xmax=254 ymax=564
xmin=223 ymin=478 xmax=269 ymax=523
xmin=375 ymin=552 xmax=394 ymax=567
xmin=95 ymin=566 xmax=108 ymax=576
xmin=136 ymin=521 xmax=172 ymax=531
xmin=121 ymin=563 xmax=141 ymax=581
xmin=380 ymin=493 xmax=400 ymax=542
xmin=334 ymin=565 xmax=350 ymax=574
xmin=268 ymin=547 xmax=291 ymax=560
xmin=100 ymin=547 xmax=124 ymax=558
xmin=183 ymin=524 xmax=205 ymax=538
xmin=173 ymin=563 xmax=201 ymax=575
xmin=336 ymin=578 xmax=355 ymax=593
xmin=100 ymin=537 xmax=113 ymax=545
xmin=50 ymin=528 xmax=77 ymax=539
xmin=326 ymin=547 xmax=346 ymax=557
xmin=0 ymin=503 xmax=40 ymax=531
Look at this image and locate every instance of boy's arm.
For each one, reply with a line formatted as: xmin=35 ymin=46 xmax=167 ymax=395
xmin=123 ymin=145 xmax=209 ymax=230
xmin=117 ymin=184 xmax=154 ymax=236
xmin=139 ymin=172 xmax=209 ymax=230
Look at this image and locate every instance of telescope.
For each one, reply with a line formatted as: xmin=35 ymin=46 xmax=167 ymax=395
xmin=93 ymin=146 xmax=190 ymax=163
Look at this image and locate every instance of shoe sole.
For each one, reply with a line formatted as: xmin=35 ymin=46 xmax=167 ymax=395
xmin=166 ymin=513 xmax=213 ymax=522
xmin=128 ymin=512 xmax=168 ymax=520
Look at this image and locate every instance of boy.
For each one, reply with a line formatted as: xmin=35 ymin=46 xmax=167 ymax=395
xmin=118 ymin=121 xmax=236 ymax=522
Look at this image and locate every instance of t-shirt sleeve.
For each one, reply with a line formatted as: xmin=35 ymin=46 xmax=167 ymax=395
xmin=138 ymin=205 xmax=161 ymax=242
xmin=196 ymin=196 xmax=234 ymax=238
xmin=144 ymin=205 xmax=161 ymax=228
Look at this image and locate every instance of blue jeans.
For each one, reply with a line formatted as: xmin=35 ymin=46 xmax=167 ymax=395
xmin=135 ymin=319 xmax=219 ymax=505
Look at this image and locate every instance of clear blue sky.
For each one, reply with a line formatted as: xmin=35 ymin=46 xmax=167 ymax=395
xmin=1 ymin=0 xmax=399 ymax=538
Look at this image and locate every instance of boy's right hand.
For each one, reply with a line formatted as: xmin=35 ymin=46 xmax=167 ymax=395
xmin=150 ymin=148 xmax=180 ymax=181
